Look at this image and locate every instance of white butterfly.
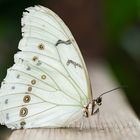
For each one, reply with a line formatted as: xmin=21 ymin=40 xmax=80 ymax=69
xmin=0 ymin=5 xmax=103 ymax=129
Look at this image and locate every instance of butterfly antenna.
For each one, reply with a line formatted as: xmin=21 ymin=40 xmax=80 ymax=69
xmin=94 ymin=86 xmax=127 ymax=106
xmin=99 ymin=86 xmax=127 ymax=98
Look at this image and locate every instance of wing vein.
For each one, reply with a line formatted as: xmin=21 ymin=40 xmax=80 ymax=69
xmin=11 ymin=68 xmax=57 ymax=90
xmin=22 ymin=61 xmax=82 ymax=105
xmin=21 ymin=51 xmax=60 ymax=62
xmin=45 ymin=8 xmax=92 ymax=100
xmin=0 ymin=92 xmax=81 ymax=108
xmin=56 ymin=47 xmax=88 ymax=101
xmin=22 ymin=13 xmax=67 ymax=38
xmin=23 ymin=24 xmax=66 ymax=41
xmin=38 ymin=60 xmax=84 ymax=102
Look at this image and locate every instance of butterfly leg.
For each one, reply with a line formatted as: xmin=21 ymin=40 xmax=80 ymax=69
xmin=93 ymin=108 xmax=99 ymax=115
xmin=93 ymin=108 xmax=101 ymax=128
xmin=80 ymin=114 xmax=86 ymax=130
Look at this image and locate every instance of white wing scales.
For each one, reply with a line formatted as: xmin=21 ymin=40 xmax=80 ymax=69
xmin=4 ymin=63 xmax=57 ymax=91
xmin=14 ymin=53 xmax=83 ymax=101
xmin=19 ymin=37 xmax=60 ymax=60
xmin=0 ymin=5 xmax=92 ymax=129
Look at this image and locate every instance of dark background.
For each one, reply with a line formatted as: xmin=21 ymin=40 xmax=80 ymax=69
xmin=0 ymin=0 xmax=140 ymax=139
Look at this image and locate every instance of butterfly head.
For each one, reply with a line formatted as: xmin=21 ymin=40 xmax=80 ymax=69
xmin=83 ymin=87 xmax=124 ymax=117
xmin=95 ymin=97 xmax=102 ymax=106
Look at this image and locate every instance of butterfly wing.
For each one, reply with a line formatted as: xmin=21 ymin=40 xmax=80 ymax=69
xmin=0 ymin=5 xmax=92 ymax=129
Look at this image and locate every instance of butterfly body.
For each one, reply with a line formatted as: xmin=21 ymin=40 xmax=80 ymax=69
xmin=0 ymin=5 xmax=98 ymax=129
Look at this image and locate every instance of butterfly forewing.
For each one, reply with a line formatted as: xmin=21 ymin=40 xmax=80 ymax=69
xmin=0 ymin=5 xmax=92 ymax=129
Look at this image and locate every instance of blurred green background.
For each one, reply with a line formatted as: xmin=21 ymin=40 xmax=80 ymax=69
xmin=0 ymin=0 xmax=140 ymax=139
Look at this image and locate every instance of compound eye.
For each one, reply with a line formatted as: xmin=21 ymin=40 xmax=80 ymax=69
xmin=96 ymin=97 xmax=102 ymax=105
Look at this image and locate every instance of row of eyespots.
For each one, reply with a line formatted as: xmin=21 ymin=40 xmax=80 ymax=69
xmin=2 ymin=44 xmax=46 ymax=127
xmin=20 ymin=43 xmax=46 ymax=128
